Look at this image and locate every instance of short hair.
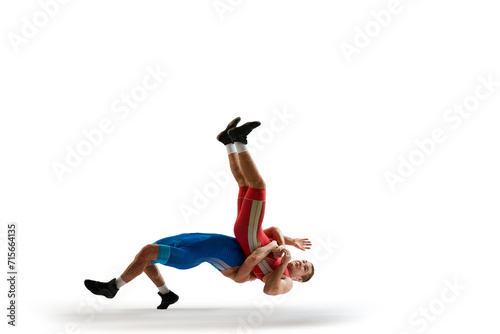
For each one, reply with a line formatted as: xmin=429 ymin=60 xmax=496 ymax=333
xmin=301 ymin=263 xmax=315 ymax=283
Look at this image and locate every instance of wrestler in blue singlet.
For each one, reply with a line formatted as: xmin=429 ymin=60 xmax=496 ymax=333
xmin=151 ymin=233 xmax=246 ymax=271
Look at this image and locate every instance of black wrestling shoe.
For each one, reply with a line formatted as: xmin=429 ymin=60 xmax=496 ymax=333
xmin=216 ymin=117 xmax=241 ymax=145
xmin=84 ymin=278 xmax=119 ymax=299
xmin=228 ymin=121 xmax=261 ymax=145
xmin=157 ymin=291 xmax=179 ymax=310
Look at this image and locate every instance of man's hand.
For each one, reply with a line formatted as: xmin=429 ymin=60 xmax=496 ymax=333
xmin=262 ymin=248 xmax=294 ymax=296
xmin=268 ymin=240 xmax=278 ymax=249
xmin=229 ymin=241 xmax=279 ymax=284
xmin=291 ymin=238 xmax=312 ymax=251
xmin=253 ymin=240 xmax=278 ymax=261
xmin=281 ymin=248 xmax=292 ymax=264
xmin=271 ymin=245 xmax=286 ymax=259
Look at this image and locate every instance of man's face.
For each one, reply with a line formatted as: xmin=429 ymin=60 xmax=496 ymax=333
xmin=289 ymin=260 xmax=312 ymax=281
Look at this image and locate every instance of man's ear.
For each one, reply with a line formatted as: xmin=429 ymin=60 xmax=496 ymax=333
xmin=296 ymin=277 xmax=303 ymax=282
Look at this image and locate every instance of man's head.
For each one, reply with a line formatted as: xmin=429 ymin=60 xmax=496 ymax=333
xmin=288 ymin=260 xmax=314 ymax=282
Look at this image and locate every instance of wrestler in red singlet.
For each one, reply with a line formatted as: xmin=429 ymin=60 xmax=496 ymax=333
xmin=234 ymin=186 xmax=290 ymax=280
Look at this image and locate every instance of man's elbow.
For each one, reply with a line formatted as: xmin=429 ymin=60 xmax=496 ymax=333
xmin=247 ymin=254 xmax=261 ymax=267
xmin=263 ymin=286 xmax=280 ymax=296
xmin=233 ymin=277 xmax=247 ymax=284
xmin=268 ymin=226 xmax=281 ymax=234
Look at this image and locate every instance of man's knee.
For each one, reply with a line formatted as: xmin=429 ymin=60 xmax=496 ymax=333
xmin=144 ymin=263 xmax=160 ymax=277
xmin=249 ymin=178 xmax=266 ymax=189
xmin=136 ymin=244 xmax=159 ymax=262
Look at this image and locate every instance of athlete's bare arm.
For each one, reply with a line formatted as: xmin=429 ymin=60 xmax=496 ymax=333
xmin=262 ymin=248 xmax=293 ymax=296
xmin=263 ymin=226 xmax=285 ymax=245
xmin=222 ymin=241 xmax=279 ymax=283
xmin=263 ymin=226 xmax=312 ymax=251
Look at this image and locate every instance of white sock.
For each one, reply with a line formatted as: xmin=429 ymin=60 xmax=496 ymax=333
xmin=158 ymin=284 xmax=170 ymax=295
xmin=235 ymin=142 xmax=248 ymax=153
xmin=115 ymin=276 xmax=127 ymax=289
xmin=226 ymin=143 xmax=237 ymax=155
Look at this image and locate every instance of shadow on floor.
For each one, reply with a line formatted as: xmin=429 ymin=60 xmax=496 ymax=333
xmin=51 ymin=305 xmax=361 ymax=331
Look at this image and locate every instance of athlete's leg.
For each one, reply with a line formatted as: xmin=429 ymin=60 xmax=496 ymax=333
xmin=120 ymin=244 xmax=159 ymax=282
xmin=237 ymin=185 xmax=250 ymax=214
xmin=217 ymin=117 xmax=250 ymax=214
xmin=217 ymin=117 xmax=248 ymax=188
xmin=227 ymin=122 xmax=266 ymax=189
xmin=84 ymin=244 xmax=159 ymax=299
xmin=228 ymin=153 xmax=248 ymax=188
xmin=144 ymin=263 xmax=165 ymax=287
xmin=84 ymin=244 xmax=179 ymax=309
xmin=228 ymin=122 xmax=278 ymax=279
xmin=143 ymin=263 xmax=179 ymax=309
xmin=235 ymin=151 xmax=266 ymax=189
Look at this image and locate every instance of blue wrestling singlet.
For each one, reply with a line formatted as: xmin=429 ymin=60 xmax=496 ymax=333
xmin=151 ymin=233 xmax=246 ymax=271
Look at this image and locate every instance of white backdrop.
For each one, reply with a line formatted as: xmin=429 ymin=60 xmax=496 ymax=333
xmin=1 ymin=1 xmax=500 ymax=333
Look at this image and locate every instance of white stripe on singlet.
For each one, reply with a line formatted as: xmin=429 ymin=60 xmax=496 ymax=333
xmin=207 ymin=257 xmax=231 ymax=271
xmin=247 ymin=200 xmax=273 ymax=275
